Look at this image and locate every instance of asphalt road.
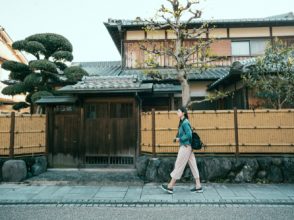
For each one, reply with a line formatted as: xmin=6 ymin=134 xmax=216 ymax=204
xmin=0 ymin=205 xmax=293 ymax=220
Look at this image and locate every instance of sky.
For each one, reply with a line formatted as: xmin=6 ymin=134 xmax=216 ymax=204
xmin=1 ymin=0 xmax=294 ymax=62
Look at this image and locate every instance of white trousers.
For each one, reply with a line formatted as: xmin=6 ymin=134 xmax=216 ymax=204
xmin=170 ymin=145 xmax=200 ymax=180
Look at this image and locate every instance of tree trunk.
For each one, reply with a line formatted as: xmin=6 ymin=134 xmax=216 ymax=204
xmin=177 ymin=68 xmax=191 ymax=107
xmin=181 ymin=79 xmax=190 ymax=107
xmin=177 ymin=70 xmax=190 ymax=107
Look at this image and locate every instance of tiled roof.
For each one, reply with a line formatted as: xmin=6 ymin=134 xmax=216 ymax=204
xmin=72 ymin=61 xmax=121 ymax=76
xmin=62 ymin=62 xmax=229 ymax=94
xmin=58 ymin=75 xmax=153 ymax=93
xmin=265 ymin=12 xmax=294 ymax=19
xmin=121 ymin=68 xmax=229 ymax=81
xmin=74 ymin=61 xmax=229 ymax=81
xmin=106 ymin=12 xmax=294 ymax=27
xmin=208 ymin=59 xmax=257 ymax=90
xmin=207 ymin=72 xmax=231 ymax=90
xmin=153 ymin=83 xmax=181 ymax=92
xmin=231 ymin=58 xmax=257 ymax=71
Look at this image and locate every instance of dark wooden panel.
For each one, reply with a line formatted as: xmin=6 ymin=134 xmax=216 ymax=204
xmin=53 ymin=113 xmax=80 ymax=157
xmin=84 ymin=99 xmax=137 ymax=165
xmin=84 ymin=103 xmax=109 ymax=156
xmin=109 ymin=102 xmax=135 ymax=156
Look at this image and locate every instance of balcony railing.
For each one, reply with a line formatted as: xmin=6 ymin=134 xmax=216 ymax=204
xmin=125 ymin=55 xmax=256 ymax=68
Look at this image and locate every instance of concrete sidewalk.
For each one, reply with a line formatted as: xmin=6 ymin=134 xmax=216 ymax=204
xmin=0 ymin=182 xmax=294 ymax=205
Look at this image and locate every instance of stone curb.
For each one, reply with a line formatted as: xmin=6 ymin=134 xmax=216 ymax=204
xmin=1 ymin=199 xmax=293 ymax=206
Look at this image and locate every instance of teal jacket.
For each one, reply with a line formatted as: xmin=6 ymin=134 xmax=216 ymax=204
xmin=176 ymin=118 xmax=192 ymax=146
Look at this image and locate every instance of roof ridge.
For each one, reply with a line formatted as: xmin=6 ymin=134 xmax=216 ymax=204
xmin=106 ymin=13 xmax=294 ymax=25
xmin=265 ymin=12 xmax=294 ymax=19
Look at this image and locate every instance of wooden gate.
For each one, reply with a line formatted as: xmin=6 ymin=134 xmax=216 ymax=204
xmin=49 ymin=105 xmax=82 ymax=167
xmin=84 ymin=98 xmax=137 ymax=167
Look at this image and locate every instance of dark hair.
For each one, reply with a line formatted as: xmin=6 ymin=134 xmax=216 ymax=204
xmin=178 ymin=106 xmax=189 ymax=119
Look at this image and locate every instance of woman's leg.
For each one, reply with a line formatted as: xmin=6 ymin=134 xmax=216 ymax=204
xmin=187 ymin=148 xmax=202 ymax=189
xmin=168 ymin=178 xmax=177 ymax=189
xmin=168 ymin=146 xmax=191 ymax=188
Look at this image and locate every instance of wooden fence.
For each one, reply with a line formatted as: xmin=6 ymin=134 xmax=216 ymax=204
xmin=0 ymin=112 xmax=46 ymax=157
xmin=140 ymin=109 xmax=294 ymax=155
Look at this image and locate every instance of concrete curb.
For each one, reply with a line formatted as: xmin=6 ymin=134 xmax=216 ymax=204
xmin=1 ymin=199 xmax=293 ymax=206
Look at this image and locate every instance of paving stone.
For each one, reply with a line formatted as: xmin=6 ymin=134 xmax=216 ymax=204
xmin=94 ymin=191 xmax=126 ymax=198
xmin=98 ymin=186 xmax=128 ymax=192
xmin=68 ymin=186 xmax=100 ymax=194
xmin=0 ymin=183 xmax=293 ymax=205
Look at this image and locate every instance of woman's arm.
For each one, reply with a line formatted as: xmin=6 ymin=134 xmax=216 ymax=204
xmin=180 ymin=121 xmax=192 ymax=143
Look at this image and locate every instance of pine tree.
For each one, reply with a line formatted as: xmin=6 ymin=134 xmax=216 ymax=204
xmin=1 ymin=33 xmax=88 ymax=112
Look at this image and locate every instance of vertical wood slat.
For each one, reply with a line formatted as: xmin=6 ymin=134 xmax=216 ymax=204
xmin=152 ymin=108 xmax=156 ymax=158
xmin=234 ymin=107 xmax=239 ymax=156
xmin=9 ymin=112 xmax=15 ymax=158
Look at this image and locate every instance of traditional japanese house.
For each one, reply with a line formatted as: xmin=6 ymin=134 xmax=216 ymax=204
xmin=37 ymin=12 xmax=294 ymax=167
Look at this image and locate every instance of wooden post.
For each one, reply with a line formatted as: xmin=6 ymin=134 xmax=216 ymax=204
xmin=170 ymin=94 xmax=175 ymax=110
xmin=79 ymin=106 xmax=85 ymax=165
xmin=152 ymin=108 xmax=156 ymax=158
xmin=269 ymin=26 xmax=273 ymax=46
xmin=234 ymin=107 xmax=239 ymax=156
xmin=45 ymin=107 xmax=50 ymax=156
xmin=9 ymin=112 xmax=15 ymax=158
xmin=137 ymin=99 xmax=142 ymax=158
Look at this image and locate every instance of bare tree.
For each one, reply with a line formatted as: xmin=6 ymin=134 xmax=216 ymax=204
xmin=139 ymin=0 xmax=218 ymax=107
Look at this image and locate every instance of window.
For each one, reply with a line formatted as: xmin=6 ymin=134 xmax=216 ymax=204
xmin=232 ymin=39 xmax=269 ymax=56
xmin=232 ymin=41 xmax=250 ymax=56
xmin=250 ymin=39 xmax=268 ymax=55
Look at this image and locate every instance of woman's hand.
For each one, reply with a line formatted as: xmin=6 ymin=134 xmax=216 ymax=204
xmin=173 ymin=138 xmax=180 ymax=143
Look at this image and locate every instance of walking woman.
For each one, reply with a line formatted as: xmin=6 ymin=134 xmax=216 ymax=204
xmin=161 ymin=107 xmax=203 ymax=194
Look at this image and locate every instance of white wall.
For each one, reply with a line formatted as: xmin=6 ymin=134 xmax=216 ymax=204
xmin=190 ymin=81 xmax=211 ymax=97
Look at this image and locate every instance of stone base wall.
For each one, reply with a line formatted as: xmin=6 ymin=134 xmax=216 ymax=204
xmin=0 ymin=156 xmax=47 ymax=182
xmin=136 ymin=156 xmax=294 ymax=183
